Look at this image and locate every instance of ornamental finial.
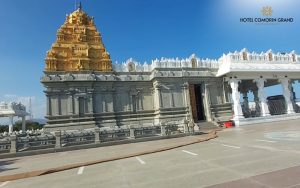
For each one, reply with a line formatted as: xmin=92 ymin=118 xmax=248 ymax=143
xmin=78 ymin=1 xmax=82 ymax=11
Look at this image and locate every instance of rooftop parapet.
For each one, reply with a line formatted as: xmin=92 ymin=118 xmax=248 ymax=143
xmin=113 ymin=54 xmax=219 ymax=73
xmin=219 ymin=48 xmax=299 ymax=64
xmin=217 ymin=49 xmax=300 ymax=77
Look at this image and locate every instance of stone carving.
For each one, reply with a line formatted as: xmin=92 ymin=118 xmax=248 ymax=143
xmin=253 ymin=78 xmax=270 ymax=116
xmin=64 ymin=73 xmax=75 ymax=81
xmin=136 ymin=75 xmax=143 ymax=81
xmin=188 ymin=54 xmax=198 ymax=68
xmin=41 ymin=75 xmax=52 ymax=81
xmin=229 ymin=78 xmax=243 ymax=120
xmin=52 ymin=74 xmax=61 ymax=81
xmin=87 ymin=73 xmax=96 ymax=81
xmin=255 ymin=78 xmax=267 ymax=102
xmin=124 ymin=75 xmax=132 ymax=81
xmin=99 ymin=75 xmax=107 ymax=81
xmin=107 ymin=75 xmax=115 ymax=81
xmin=127 ymin=62 xmax=135 ymax=72
xmin=155 ymin=71 xmax=163 ymax=77
xmin=187 ymin=119 xmax=196 ymax=133
xmin=182 ymin=70 xmax=190 ymax=76
xmin=168 ymin=71 xmax=175 ymax=76
xmin=154 ymin=83 xmax=162 ymax=89
xmin=279 ymin=78 xmax=295 ymax=114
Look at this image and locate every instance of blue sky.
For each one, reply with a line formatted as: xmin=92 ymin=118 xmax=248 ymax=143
xmin=0 ymin=0 xmax=300 ymax=121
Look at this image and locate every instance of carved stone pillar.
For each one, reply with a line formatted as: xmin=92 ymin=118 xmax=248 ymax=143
xmin=182 ymin=83 xmax=189 ymax=108
xmin=279 ymin=78 xmax=295 ymax=114
xmin=132 ymin=95 xmax=137 ymax=112
xmin=182 ymin=82 xmax=191 ymax=119
xmin=252 ymin=90 xmax=261 ymax=116
xmin=46 ymin=94 xmax=52 ymax=116
xmin=55 ymin=94 xmax=61 ymax=116
xmin=170 ymin=88 xmax=175 ymax=107
xmin=87 ymin=92 xmax=94 ymax=114
xmin=74 ymin=96 xmax=79 ymax=115
xmin=129 ymin=127 xmax=136 ymax=139
xmin=242 ymin=92 xmax=249 ymax=112
xmin=229 ymin=78 xmax=244 ymax=124
xmin=8 ymin=116 xmax=13 ymax=134
xmin=21 ymin=116 xmax=26 ymax=133
xmin=154 ymin=83 xmax=163 ymax=109
xmin=112 ymin=89 xmax=117 ymax=112
xmin=127 ymin=91 xmax=132 ymax=111
xmin=102 ymin=93 xmax=107 ymax=112
xmin=140 ymin=94 xmax=144 ymax=110
xmin=254 ymin=78 xmax=270 ymax=116
xmin=10 ymin=134 xmax=17 ymax=153
xmin=94 ymin=127 xmax=100 ymax=144
xmin=54 ymin=130 xmax=61 ymax=149
xmin=67 ymin=93 xmax=74 ymax=115
xmin=160 ymin=125 xmax=167 ymax=136
xmin=138 ymin=90 xmax=144 ymax=110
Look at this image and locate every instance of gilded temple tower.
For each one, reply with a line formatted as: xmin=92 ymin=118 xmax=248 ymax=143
xmin=44 ymin=5 xmax=112 ymax=72
xmin=41 ymin=4 xmax=226 ymax=132
xmin=42 ymin=5 xmax=115 ymax=131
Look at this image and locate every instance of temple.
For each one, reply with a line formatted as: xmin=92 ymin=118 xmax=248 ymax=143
xmin=0 ymin=102 xmax=29 ymax=133
xmin=41 ymin=6 xmax=300 ymax=131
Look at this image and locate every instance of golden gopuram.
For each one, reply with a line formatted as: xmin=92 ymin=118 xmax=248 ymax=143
xmin=44 ymin=5 xmax=112 ymax=72
xmin=42 ymin=3 xmax=300 ymax=132
xmin=41 ymin=3 xmax=229 ymax=132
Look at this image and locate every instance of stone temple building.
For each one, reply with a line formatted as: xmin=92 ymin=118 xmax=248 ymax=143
xmin=41 ymin=5 xmax=300 ymax=131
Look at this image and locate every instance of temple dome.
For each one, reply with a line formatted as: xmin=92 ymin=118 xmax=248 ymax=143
xmin=66 ymin=6 xmax=93 ymax=26
xmin=44 ymin=4 xmax=113 ymax=72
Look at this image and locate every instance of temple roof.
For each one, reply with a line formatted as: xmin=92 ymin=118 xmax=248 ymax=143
xmin=216 ymin=49 xmax=300 ymax=77
xmin=44 ymin=4 xmax=112 ymax=72
xmin=0 ymin=102 xmax=29 ymax=117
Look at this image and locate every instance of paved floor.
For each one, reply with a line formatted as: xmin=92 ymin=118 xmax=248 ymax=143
xmin=1 ymin=119 xmax=300 ymax=188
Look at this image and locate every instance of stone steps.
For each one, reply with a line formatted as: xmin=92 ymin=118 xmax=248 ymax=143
xmin=210 ymin=103 xmax=233 ymax=125
xmin=196 ymin=121 xmax=218 ymax=130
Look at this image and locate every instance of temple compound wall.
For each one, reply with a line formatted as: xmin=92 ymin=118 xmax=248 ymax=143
xmin=41 ymin=58 xmax=225 ymax=131
xmin=40 ymin=6 xmax=227 ymax=131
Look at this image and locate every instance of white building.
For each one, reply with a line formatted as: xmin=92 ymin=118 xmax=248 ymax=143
xmin=0 ymin=102 xmax=29 ymax=133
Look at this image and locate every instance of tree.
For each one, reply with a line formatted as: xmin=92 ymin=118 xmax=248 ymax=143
xmin=0 ymin=121 xmax=44 ymax=132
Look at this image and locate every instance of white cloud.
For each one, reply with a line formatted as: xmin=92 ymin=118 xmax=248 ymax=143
xmin=3 ymin=94 xmax=17 ymax=98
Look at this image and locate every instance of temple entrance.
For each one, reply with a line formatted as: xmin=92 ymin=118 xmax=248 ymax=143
xmin=189 ymin=84 xmax=205 ymax=122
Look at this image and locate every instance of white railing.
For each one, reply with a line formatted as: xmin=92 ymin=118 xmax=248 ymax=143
xmin=219 ymin=49 xmax=299 ymax=65
xmin=112 ymin=55 xmax=219 ymax=72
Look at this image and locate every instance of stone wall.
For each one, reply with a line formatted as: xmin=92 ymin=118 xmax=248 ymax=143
xmin=41 ymin=62 xmax=225 ymax=131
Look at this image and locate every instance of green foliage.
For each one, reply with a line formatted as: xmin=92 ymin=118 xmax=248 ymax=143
xmin=0 ymin=121 xmax=44 ymax=132
xmin=0 ymin=126 xmax=8 ymax=132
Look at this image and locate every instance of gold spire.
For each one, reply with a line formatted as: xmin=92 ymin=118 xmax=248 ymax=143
xmin=78 ymin=2 xmax=82 ymax=11
xmin=44 ymin=4 xmax=112 ymax=72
